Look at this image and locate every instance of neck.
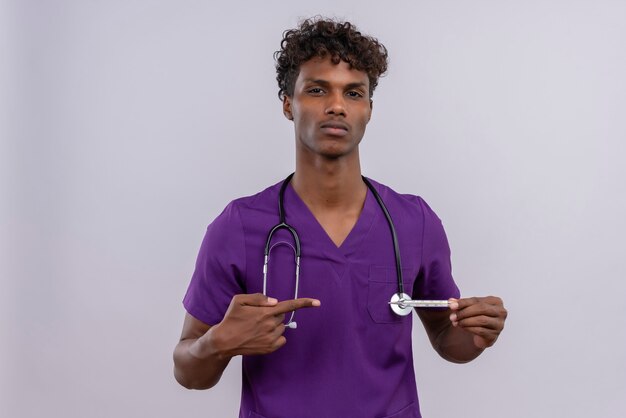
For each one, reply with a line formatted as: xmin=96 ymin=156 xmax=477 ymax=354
xmin=291 ymin=151 xmax=366 ymax=210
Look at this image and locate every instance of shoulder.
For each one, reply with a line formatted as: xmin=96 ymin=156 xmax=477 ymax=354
xmin=208 ymin=180 xmax=283 ymax=229
xmin=230 ymin=181 xmax=281 ymax=210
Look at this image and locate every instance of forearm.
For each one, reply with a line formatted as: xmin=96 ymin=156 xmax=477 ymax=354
xmin=173 ymin=327 xmax=232 ymax=390
xmin=433 ymin=323 xmax=484 ymax=364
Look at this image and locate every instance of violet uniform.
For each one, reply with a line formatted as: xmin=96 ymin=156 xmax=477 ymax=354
xmin=183 ymin=178 xmax=460 ymax=418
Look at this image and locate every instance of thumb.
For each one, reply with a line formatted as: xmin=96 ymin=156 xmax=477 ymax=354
xmin=235 ymin=293 xmax=278 ymax=307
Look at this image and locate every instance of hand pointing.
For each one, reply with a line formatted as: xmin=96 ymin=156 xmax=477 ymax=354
xmin=206 ymin=293 xmax=321 ymax=357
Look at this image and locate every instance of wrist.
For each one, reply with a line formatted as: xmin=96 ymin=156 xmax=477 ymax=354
xmin=190 ymin=325 xmax=232 ymax=361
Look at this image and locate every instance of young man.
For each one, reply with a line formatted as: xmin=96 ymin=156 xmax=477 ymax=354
xmin=174 ymin=18 xmax=507 ymax=418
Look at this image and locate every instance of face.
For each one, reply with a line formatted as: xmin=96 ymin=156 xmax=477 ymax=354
xmin=283 ymin=56 xmax=373 ymax=160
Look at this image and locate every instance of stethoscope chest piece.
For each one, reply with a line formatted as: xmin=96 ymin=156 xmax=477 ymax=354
xmin=389 ymin=293 xmax=413 ymax=316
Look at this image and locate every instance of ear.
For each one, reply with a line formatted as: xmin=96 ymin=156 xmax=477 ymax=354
xmin=282 ymin=95 xmax=294 ymax=121
xmin=367 ymin=99 xmax=373 ymax=122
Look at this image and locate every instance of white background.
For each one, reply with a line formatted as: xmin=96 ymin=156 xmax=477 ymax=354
xmin=2 ymin=1 xmax=625 ymax=417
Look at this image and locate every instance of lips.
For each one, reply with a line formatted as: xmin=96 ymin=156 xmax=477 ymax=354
xmin=320 ymin=121 xmax=349 ymax=136
xmin=320 ymin=121 xmax=349 ymax=130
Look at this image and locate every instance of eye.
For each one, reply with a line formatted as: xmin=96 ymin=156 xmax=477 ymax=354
xmin=307 ymin=87 xmax=324 ymax=95
xmin=347 ymin=91 xmax=364 ymax=99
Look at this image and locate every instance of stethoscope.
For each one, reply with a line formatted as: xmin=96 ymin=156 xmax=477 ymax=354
xmin=263 ymin=173 xmax=447 ymax=329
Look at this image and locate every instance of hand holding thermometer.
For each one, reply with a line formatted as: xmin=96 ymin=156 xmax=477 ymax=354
xmin=388 ymin=292 xmax=450 ymax=315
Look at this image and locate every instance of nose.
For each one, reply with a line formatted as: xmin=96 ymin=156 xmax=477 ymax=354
xmin=324 ymin=91 xmax=346 ymax=117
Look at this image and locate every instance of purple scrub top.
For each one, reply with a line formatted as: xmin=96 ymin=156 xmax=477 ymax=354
xmin=183 ymin=178 xmax=460 ymax=418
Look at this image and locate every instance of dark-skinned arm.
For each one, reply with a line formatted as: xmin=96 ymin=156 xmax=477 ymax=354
xmin=173 ymin=293 xmax=320 ymax=390
xmin=173 ymin=315 xmax=230 ymax=390
xmin=417 ymin=296 xmax=507 ymax=363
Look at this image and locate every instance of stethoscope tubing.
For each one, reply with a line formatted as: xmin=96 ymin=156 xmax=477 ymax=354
xmin=262 ymin=173 xmax=407 ymax=326
xmin=361 ymin=176 xmax=405 ymax=296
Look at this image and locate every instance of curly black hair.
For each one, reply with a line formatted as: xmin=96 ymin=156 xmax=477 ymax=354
xmin=274 ymin=17 xmax=388 ymax=100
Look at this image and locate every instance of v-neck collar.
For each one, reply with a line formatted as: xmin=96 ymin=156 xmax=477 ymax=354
xmin=284 ymin=181 xmax=380 ymax=260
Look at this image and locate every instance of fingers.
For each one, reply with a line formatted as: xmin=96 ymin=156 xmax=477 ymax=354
xmin=220 ymin=294 xmax=314 ymax=357
xmin=255 ymin=322 xmax=288 ymax=354
xmin=450 ymin=313 xmax=502 ymax=330
xmin=465 ymin=328 xmax=500 ymax=348
xmin=453 ymin=302 xmax=505 ymax=322
xmin=271 ymin=323 xmax=286 ymax=339
xmin=447 ymin=296 xmax=507 ymax=346
xmin=272 ymin=335 xmax=287 ymax=351
xmin=233 ymin=293 xmax=279 ymax=307
xmin=269 ymin=298 xmax=321 ymax=316
xmin=462 ymin=327 xmax=499 ymax=339
xmin=450 ymin=296 xmax=503 ymax=311
xmin=272 ymin=312 xmax=286 ymax=327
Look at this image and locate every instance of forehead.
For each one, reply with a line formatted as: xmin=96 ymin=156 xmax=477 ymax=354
xmin=295 ymin=56 xmax=369 ymax=87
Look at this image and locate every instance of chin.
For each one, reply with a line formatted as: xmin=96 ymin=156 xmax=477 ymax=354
xmin=314 ymin=140 xmax=346 ymax=154
xmin=299 ymin=137 xmax=359 ymax=160
xmin=318 ymin=147 xmax=355 ymax=160
xmin=318 ymin=152 xmax=344 ymax=160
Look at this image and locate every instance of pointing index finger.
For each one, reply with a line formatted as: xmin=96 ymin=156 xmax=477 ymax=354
xmin=269 ymin=298 xmax=321 ymax=316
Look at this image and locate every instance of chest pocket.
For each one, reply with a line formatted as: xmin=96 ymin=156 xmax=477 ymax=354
xmin=367 ymin=266 xmax=415 ymax=324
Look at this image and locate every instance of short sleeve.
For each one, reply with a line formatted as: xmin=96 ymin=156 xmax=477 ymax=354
xmin=412 ymin=197 xmax=461 ymax=300
xmin=182 ymin=201 xmax=246 ymax=325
